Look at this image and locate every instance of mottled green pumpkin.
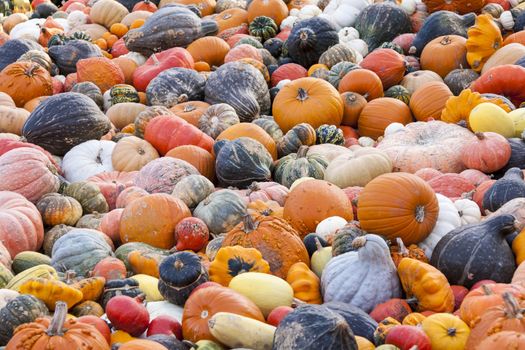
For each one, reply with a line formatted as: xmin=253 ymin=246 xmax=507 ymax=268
xmin=252 ymin=116 xmax=283 ymax=142
xmin=384 ymin=85 xmax=411 ymax=105
xmin=0 ymin=295 xmax=49 ymax=345
xmin=249 ymin=16 xmax=278 ymax=42
xmin=379 ymin=42 xmax=404 ymax=54
xmin=62 ymin=181 xmax=109 ymax=214
xmin=234 ymin=37 xmax=263 ymax=49
xmin=12 ymin=252 xmax=52 ymax=274
xmin=331 ymin=222 xmax=368 ymax=256
xmin=110 ymin=84 xmax=140 ymax=105
xmin=327 ymin=62 xmax=360 ymax=89
xmin=315 ymin=124 xmax=345 ymax=145
xmin=319 ymin=44 xmax=357 ymax=69
xmin=0 ymin=264 xmax=13 ymax=288
xmin=273 ymin=146 xmax=329 ymax=188
xmin=277 ymin=123 xmax=317 ymax=158
xmin=70 ymin=82 xmax=104 ymax=109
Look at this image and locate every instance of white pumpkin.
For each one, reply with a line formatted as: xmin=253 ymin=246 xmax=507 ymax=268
xmin=338 ymin=27 xmax=360 ymax=43
xmin=121 ymin=52 xmax=147 ymax=66
xmin=62 ymin=140 xmax=116 ymax=182
xmin=499 ymin=11 xmax=514 ymax=30
xmin=280 ymin=15 xmax=298 ymax=30
xmin=320 ymin=0 xmax=371 ymax=30
xmin=384 ymin=122 xmax=406 ymax=136
xmin=298 ymin=5 xmax=322 ymax=18
xmin=321 ymin=234 xmax=401 ymax=313
xmin=454 ymin=198 xmax=481 ymax=226
xmin=357 ymin=137 xmax=375 ymax=147
xmin=67 ymin=10 xmax=89 ymax=29
xmin=146 ymin=301 xmax=183 ymax=322
xmin=307 ymin=144 xmax=352 ymax=163
xmin=400 ymin=0 xmax=417 ymax=14
xmin=343 ymin=38 xmax=368 ymax=57
xmin=419 ymin=194 xmax=462 ymax=258
xmin=276 ymin=79 xmax=291 ymax=89
xmin=9 ymin=19 xmax=45 ymax=41
xmin=0 ymin=289 xmax=19 ymax=309
xmin=315 ymin=216 xmax=348 ymax=240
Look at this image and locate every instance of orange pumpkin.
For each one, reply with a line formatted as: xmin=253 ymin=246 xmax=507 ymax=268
xmin=165 ymin=145 xmax=215 ymax=180
xmin=423 ymin=0 xmax=484 ymax=14
xmin=273 ymin=77 xmax=343 ymax=133
xmin=340 ymin=92 xmax=367 ymax=127
xmin=357 ymin=172 xmax=439 ymax=245
xmin=338 ymin=69 xmax=384 ymax=101
xmin=119 ymin=193 xmax=191 ymax=249
xmin=170 ymin=101 xmax=210 ymax=126
xmin=216 ymin=123 xmax=277 ymax=159
xmin=247 ymin=0 xmax=288 ymax=25
xmin=76 ymin=57 xmax=125 ymax=93
xmin=0 ymin=62 xmax=52 ymax=107
xmin=119 ymin=339 xmax=168 ymax=350
xmin=504 ymin=31 xmax=525 ymax=46
xmin=224 ymin=44 xmax=262 ymax=63
xmin=283 ymin=179 xmax=353 ymax=237
xmin=409 ymin=81 xmax=452 ymax=121
xmin=112 ymin=57 xmax=138 ymax=85
xmin=187 ymin=36 xmax=231 ymax=67
xmin=23 ymin=96 xmax=49 ymax=112
xmin=420 ymin=35 xmax=468 ymax=78
xmin=111 ymin=136 xmax=159 ymax=172
xmin=358 ymin=97 xmax=413 ymax=139
xmin=360 ymin=49 xmax=406 ymax=89
xmin=215 ymin=8 xmax=248 ymax=32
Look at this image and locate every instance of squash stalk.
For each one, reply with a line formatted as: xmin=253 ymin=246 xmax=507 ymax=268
xmin=242 ymin=214 xmax=260 ymax=233
xmin=47 ymin=301 xmax=68 ymax=336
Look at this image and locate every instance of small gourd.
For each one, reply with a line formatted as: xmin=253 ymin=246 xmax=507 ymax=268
xmin=209 ymin=246 xmax=270 ymax=286
xmin=311 ymin=238 xmax=332 ymax=278
xmin=286 ymin=262 xmax=322 ymax=304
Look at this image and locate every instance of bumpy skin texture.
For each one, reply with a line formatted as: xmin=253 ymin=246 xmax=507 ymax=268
xmin=134 ymin=157 xmax=199 ymax=194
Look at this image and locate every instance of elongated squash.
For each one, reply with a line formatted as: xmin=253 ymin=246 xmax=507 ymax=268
xmin=208 ymin=312 xmax=276 ymax=350
xmin=6 ymin=265 xmax=58 ymax=292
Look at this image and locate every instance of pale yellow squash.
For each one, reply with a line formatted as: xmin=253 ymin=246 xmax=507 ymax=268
xmin=469 ymin=102 xmax=515 ymax=137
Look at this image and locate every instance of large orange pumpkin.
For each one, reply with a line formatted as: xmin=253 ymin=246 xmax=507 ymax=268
xmin=0 ymin=62 xmax=53 ymax=107
xmin=247 ymin=0 xmax=288 ymax=25
xmin=360 ymin=49 xmax=406 ymax=89
xmin=187 ymin=36 xmax=231 ymax=67
xmin=409 ymin=81 xmax=452 ymax=121
xmin=216 ymin=123 xmax=277 ymax=159
xmin=272 ymin=77 xmax=343 ymax=133
xmin=222 ymin=213 xmax=310 ymax=278
xmin=182 ymin=285 xmax=265 ymax=342
xmin=358 ymin=97 xmax=413 ymax=139
xmin=420 ymin=35 xmax=468 ymax=78
xmin=215 ymin=8 xmax=248 ymax=32
xmin=358 ymin=172 xmax=439 ymax=245
xmin=165 ymin=145 xmax=215 ymax=180
xmin=119 ymin=193 xmax=191 ymax=249
xmin=170 ymin=101 xmax=210 ymax=126
xmin=76 ymin=57 xmax=125 ymax=93
xmin=338 ymin=69 xmax=384 ymax=101
xmin=283 ymin=179 xmax=353 ymax=237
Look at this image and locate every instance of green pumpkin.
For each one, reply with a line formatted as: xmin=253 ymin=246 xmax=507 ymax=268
xmin=332 ymin=222 xmax=368 ymax=257
xmin=234 ymin=37 xmax=263 ymax=49
xmin=110 ymin=84 xmax=140 ymax=105
xmin=12 ymin=252 xmax=52 ymax=274
xmin=384 ymin=85 xmax=411 ymax=105
xmin=0 ymin=265 xmax=13 ymax=289
xmin=0 ymin=295 xmax=49 ymax=345
xmin=158 ymin=251 xmax=208 ymax=306
xmin=379 ymin=42 xmax=404 ymax=54
xmin=252 ymin=116 xmax=283 ymax=142
xmin=273 ymin=145 xmax=329 ymax=188
xmin=327 ymin=62 xmax=360 ymax=89
xmin=277 ymin=123 xmax=316 ymax=157
xmin=115 ymin=242 xmax=170 ymax=271
xmin=48 ymin=32 xmax=92 ymax=48
xmin=100 ymin=278 xmax=143 ymax=308
xmin=316 ymin=124 xmax=345 ymax=145
xmin=249 ymin=16 xmax=278 ymax=42
xmin=62 ymin=181 xmax=109 ymax=214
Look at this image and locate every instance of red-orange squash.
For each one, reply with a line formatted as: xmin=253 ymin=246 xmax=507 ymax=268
xmin=409 ymin=82 xmax=452 ymax=121
xmin=216 ymin=123 xmax=277 ymax=160
xmin=358 ymin=97 xmax=413 ymax=139
xmin=360 ymin=49 xmax=406 ymax=89
xmin=0 ymin=62 xmax=53 ymax=108
xmin=76 ymin=57 xmax=125 ymax=93
xmin=187 ymin=36 xmax=231 ymax=67
xmin=338 ymin=69 xmax=384 ymax=101
xmin=165 ymin=145 xmax=215 ymax=180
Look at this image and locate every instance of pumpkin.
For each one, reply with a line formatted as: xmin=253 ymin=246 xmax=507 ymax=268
xmin=476 ymin=331 xmax=525 ymax=350
xmin=120 ymin=193 xmax=191 ymax=249
xmin=111 ymin=136 xmax=158 ymax=172
xmin=326 ymin=62 xmax=359 ymax=90
xmin=286 ymin=262 xmax=321 ymax=304
xmin=277 ymin=123 xmax=316 ymax=157
xmin=181 ymin=285 xmax=265 ymax=343
xmin=431 ymin=214 xmax=517 ymax=289
xmin=358 ymin=97 xmax=413 ymax=139
xmin=162 ymin=0 xmax=216 ymax=16
xmin=134 ymin=106 xmax=173 ymax=138
xmin=409 ymin=82 xmax=452 ymax=121
xmin=120 ymin=339 xmax=167 ymax=350
xmin=360 ymin=49 xmax=406 ymax=89
xmin=236 ymin=181 xmax=289 ymax=206
xmin=197 ymin=103 xmax=239 ymax=139
xmin=76 ymin=57 xmax=125 ymax=93
xmin=484 ymin=168 xmax=525 ymax=212
xmin=36 ymin=193 xmax=82 ymax=227
xmin=0 ymin=106 xmax=29 ymax=135
xmin=222 ymin=213 xmax=309 ymax=278
xmin=377 ymin=120 xmax=476 ymax=173
xmin=341 ymin=92 xmax=367 ymax=127
xmin=273 ymin=304 xmax=357 ymax=350
xmin=470 ymin=65 xmax=525 ymax=107
xmin=22 ymin=92 xmax=111 ymax=156
xmin=71 ymin=301 xmax=105 ymax=317
xmin=469 ymin=102 xmax=515 ymax=138
xmin=273 ymin=146 xmax=328 ymax=188
xmin=146 ymin=67 xmax=205 ymax=108
xmin=215 ymin=8 xmax=248 ymax=32
xmin=272 ymin=77 xmax=343 ymax=133
xmin=0 ymin=62 xmax=52 ymax=108
xmin=19 ymin=277 xmax=83 ymax=310
xmin=338 ymin=68 xmax=383 ymax=101
xmin=385 ymin=325 xmax=432 ymax=350
xmin=271 ymin=63 xmax=307 ymax=87
xmin=247 ymin=0 xmax=289 ymax=26
xmin=427 ymin=173 xmax=475 ymax=198
xmin=321 ymin=234 xmax=402 ymax=313
xmin=164 ymin=146 xmax=214 ymax=181
xmin=482 ymin=43 xmax=525 ymax=74
xmin=133 ymin=157 xmax=198 ymax=194
xmin=420 ymin=313 xmax=470 ymax=350
xmin=420 ymin=35 xmax=468 ymax=78
xmin=444 ymin=69 xmax=479 ymax=96
xmin=170 ymin=174 xmax=214 ymax=211
xmin=460 ymin=132 xmax=511 ymax=173
xmin=209 ymin=246 xmax=270 ymax=286
xmin=87 ymin=171 xmax=136 ymax=211
xmin=466 ymin=14 xmax=503 ymax=72
xmin=384 ymin=85 xmax=411 ymax=105
xmin=106 ymin=103 xmax=146 ymax=130
xmin=318 ymin=44 xmax=357 ymax=69
xmin=170 ymin=101 xmax=209 ymax=127
xmin=61 ymin=140 xmax=115 ymax=183
xmin=216 ymin=122 xmax=277 ymax=160
xmin=358 ymin=173 xmax=439 ymax=245
xmin=192 ymin=190 xmax=246 ymax=236
xmin=370 ymin=298 xmax=412 ymax=323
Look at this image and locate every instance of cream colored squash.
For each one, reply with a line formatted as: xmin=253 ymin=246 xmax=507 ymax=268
xmin=454 ymin=198 xmax=481 ymax=226
xmin=311 ymin=243 xmax=332 ymax=278
xmin=481 ymin=43 xmax=525 ymax=74
xmin=111 ymin=136 xmax=159 ymax=172
xmin=306 ymin=144 xmax=352 ymax=163
xmin=106 ymin=102 xmax=147 ymax=130
xmin=320 ymin=0 xmax=370 ymax=30
xmin=89 ymin=0 xmax=129 ymax=29
xmin=62 ymin=140 xmax=116 ymax=182
xmin=68 ymin=23 xmax=107 ymax=40
xmin=130 ymin=274 xmax=163 ymax=302
xmin=0 ymin=106 xmax=29 ymax=135
xmin=315 ymin=216 xmax=347 ymax=241
xmin=121 ymin=11 xmax=152 ymax=27
xmin=401 ymin=70 xmax=443 ymax=94
xmin=509 ymin=108 xmax=525 ymax=137
xmin=228 ymin=272 xmax=293 ymax=317
xmin=469 ymin=102 xmax=515 ymax=137
xmin=289 ymin=177 xmax=315 ymax=190
xmin=324 ymin=147 xmax=393 ymax=188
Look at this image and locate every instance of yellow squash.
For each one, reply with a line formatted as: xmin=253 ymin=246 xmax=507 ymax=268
xmin=20 ymin=277 xmax=83 ymax=310
xmin=509 ymin=108 xmax=525 ymax=137
xmin=6 ymin=264 xmax=58 ymax=292
xmin=466 ymin=14 xmax=503 ymax=72
xmin=421 ymin=313 xmax=470 ymax=350
xmin=469 ymin=102 xmax=515 ymax=137
xmin=286 ymin=262 xmax=322 ymax=304
xmin=130 ymin=274 xmax=164 ymax=301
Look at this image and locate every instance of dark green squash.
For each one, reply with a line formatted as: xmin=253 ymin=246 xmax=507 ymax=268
xmin=48 ymin=40 xmax=102 ymax=75
xmin=70 ymin=82 xmax=104 ymax=109
xmin=264 ymin=38 xmax=283 ymax=58
xmin=115 ymin=242 xmax=169 ymax=270
xmin=205 ymin=61 xmax=270 ymax=122
xmin=410 ymin=11 xmax=475 ymax=56
xmin=496 ymin=138 xmax=525 ymax=176
xmin=0 ymin=295 xmax=48 ymax=345
xmin=146 ymin=67 xmax=206 ymax=108
xmin=100 ymin=278 xmax=143 ymax=308
xmin=277 ymin=123 xmax=317 ymax=158
xmin=354 ymin=2 xmax=412 ymax=52
xmin=379 ymin=41 xmax=404 ymax=54
xmin=324 ymin=301 xmax=378 ymax=343
xmin=33 ymin=2 xmax=58 ymax=17
xmin=22 ymin=93 xmax=111 ymax=156
xmin=193 ymin=189 xmax=246 ymax=235
xmin=235 ymin=37 xmax=264 ymax=49
xmin=62 ymin=181 xmax=109 ymax=214
xmin=12 ymin=251 xmax=52 ymax=274
xmin=146 ymin=334 xmax=188 ymax=350
xmin=315 ymin=124 xmax=345 ymax=145
xmin=110 ymin=84 xmax=140 ymax=105
xmin=384 ymin=85 xmax=411 ymax=105
xmin=318 ymin=44 xmax=357 ymax=69
xmin=273 ymin=304 xmax=358 ymax=350
xmin=483 ymin=168 xmax=525 ymax=212
xmin=273 ymin=146 xmax=328 ymax=188
xmin=327 ymin=61 xmax=360 ymax=89
xmin=249 ymin=16 xmax=278 ymax=42
xmin=303 ymin=233 xmax=328 ymax=257
xmin=0 ymin=39 xmax=42 ymax=71
xmin=123 ymin=5 xmax=218 ymax=56
xmin=47 ymin=31 xmax=92 ymax=48
xmin=158 ymin=251 xmax=209 ymax=306
xmin=444 ymin=69 xmax=479 ymax=96
xmin=214 ymin=137 xmax=273 ymax=188
xmin=286 ymin=17 xmax=339 ymax=68
xmin=332 ymin=222 xmax=367 ymax=256
xmin=430 ymin=214 xmax=517 ymax=289
xmin=252 ymin=116 xmax=283 ymax=142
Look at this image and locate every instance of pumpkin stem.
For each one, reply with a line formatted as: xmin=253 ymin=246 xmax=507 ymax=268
xmin=415 ymin=205 xmax=425 ymax=223
xmin=475 ymin=132 xmax=485 ymax=140
xmin=351 ymin=236 xmax=367 ymax=249
xmin=177 ymin=94 xmax=188 ymax=104
xmin=395 ymin=238 xmax=408 ymax=256
xmin=247 ymin=182 xmax=260 ymax=194
xmin=296 ymin=88 xmax=309 ymax=102
xmin=502 ymin=292 xmax=524 ymax=318
xmin=242 ymin=214 xmax=259 ymax=233
xmin=47 ymin=301 xmax=68 ymax=336
xmin=25 ymin=63 xmax=40 ymax=76
xmin=447 ymin=328 xmax=457 ymax=336
xmin=174 ymin=259 xmax=184 ymax=270
xmin=440 ymin=36 xmax=452 ymax=45
xmin=151 ymin=54 xmax=159 ymax=65
xmin=296 ymin=145 xmax=309 ymax=158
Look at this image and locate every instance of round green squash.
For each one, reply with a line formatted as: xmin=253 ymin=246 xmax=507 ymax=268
xmin=249 ymin=16 xmax=278 ymax=42
xmin=12 ymin=252 xmax=52 ymax=274
xmin=0 ymin=295 xmax=48 ymax=345
xmin=384 ymin=85 xmax=411 ymax=105
xmin=110 ymin=84 xmax=140 ymax=105
xmin=273 ymin=146 xmax=328 ymax=188
xmin=62 ymin=181 xmax=109 ymax=214
xmin=315 ymin=124 xmax=345 ymax=145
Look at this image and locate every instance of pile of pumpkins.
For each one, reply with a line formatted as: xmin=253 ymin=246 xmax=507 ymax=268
xmin=1 ymin=0 xmax=525 ymax=348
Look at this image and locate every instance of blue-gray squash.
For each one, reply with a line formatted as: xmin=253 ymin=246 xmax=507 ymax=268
xmin=146 ymin=68 xmax=206 ymax=108
xmin=48 ymin=40 xmax=102 ymax=75
xmin=483 ymin=168 xmax=525 ymax=212
xmin=324 ymin=302 xmax=378 ymax=343
xmin=0 ymin=39 xmax=42 ymax=71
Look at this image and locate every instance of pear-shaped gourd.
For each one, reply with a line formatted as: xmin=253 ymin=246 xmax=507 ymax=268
xmin=321 ymin=234 xmax=402 ymax=313
xmin=483 ymin=168 xmax=525 ymax=212
xmin=430 ymin=214 xmax=517 ymax=289
xmin=311 ymin=238 xmax=332 ymax=278
xmin=469 ymin=102 xmax=515 ymax=138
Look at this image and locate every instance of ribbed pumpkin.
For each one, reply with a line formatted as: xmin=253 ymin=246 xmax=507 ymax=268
xmin=358 ymin=173 xmax=439 ymax=245
xmin=420 ymin=35 xmax=468 ymax=78
xmin=338 ymin=69 xmax=384 ymax=101
xmin=76 ymin=57 xmax=125 ymax=93
xmin=360 ymin=49 xmax=406 ymax=89
xmin=165 ymin=145 xmax=215 ymax=181
xmin=111 ymin=136 xmax=159 ymax=172
xmin=273 ymin=77 xmax=343 ymax=133
xmin=246 ymin=0 xmax=288 ymax=25
xmin=120 ymin=193 xmax=191 ymax=249
xmin=358 ymin=97 xmax=413 ymax=139
xmin=410 ymin=82 xmax=452 ymax=121
xmin=340 ymin=92 xmax=367 ymax=127
xmin=0 ymin=62 xmax=52 ymax=108
xmin=216 ymin=122 xmax=277 ymax=160
xmin=170 ymin=101 xmax=210 ymax=127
